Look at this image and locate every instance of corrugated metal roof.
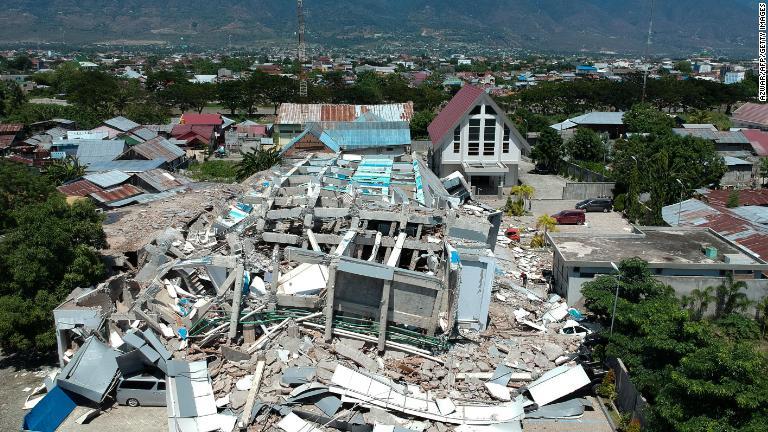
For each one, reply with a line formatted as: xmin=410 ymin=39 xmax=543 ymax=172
xmin=103 ymin=116 xmax=140 ymax=132
xmin=672 ymin=128 xmax=750 ymax=144
xmin=75 ymin=140 xmax=127 ymax=165
xmin=128 ymin=127 xmax=159 ymax=142
xmin=83 ymin=170 xmax=130 ymax=188
xmin=723 ymin=156 xmax=752 ymax=166
xmin=703 ymin=189 xmax=768 ymax=207
xmin=179 ymin=113 xmax=223 ymax=126
xmin=732 ymin=102 xmax=768 ymax=127
xmin=84 ymin=159 xmax=165 ymax=173
xmin=663 ymin=198 xmax=768 ymax=260
xmin=730 ymin=206 xmax=768 ymax=225
xmin=134 ymin=169 xmax=193 ymax=192
xmin=57 ymin=179 xmax=103 ymax=197
xmin=320 ymin=121 xmax=411 ymax=149
xmin=741 ymin=129 xmax=768 ymax=156
xmin=128 ymin=137 xmax=185 ymax=162
xmin=0 ymin=123 xmax=23 ymax=134
xmin=89 ymin=184 xmax=144 ymax=204
xmin=277 ymin=102 xmax=414 ymax=124
xmin=682 ymin=123 xmax=717 ymax=130
xmin=281 ymin=126 xmax=340 ymax=154
xmin=428 ymin=85 xmax=486 ymax=144
xmin=569 ymin=112 xmax=625 ymax=125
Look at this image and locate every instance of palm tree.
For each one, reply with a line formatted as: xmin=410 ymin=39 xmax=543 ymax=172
xmin=756 ymin=297 xmax=768 ymax=337
xmin=536 ymin=214 xmax=558 ymax=235
xmin=46 ymin=157 xmax=85 ymax=186
xmin=236 ymin=147 xmax=282 ymax=181
xmin=714 ymin=272 xmax=753 ymax=318
xmin=681 ymin=286 xmax=714 ymax=320
xmin=510 ymin=184 xmax=535 ymax=211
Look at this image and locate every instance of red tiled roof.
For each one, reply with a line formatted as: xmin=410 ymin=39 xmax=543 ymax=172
xmin=741 ymin=129 xmax=768 ymax=156
xmin=57 ymin=179 xmax=103 ymax=197
xmin=703 ymin=189 xmax=768 ymax=208
xmin=89 ymin=184 xmax=143 ymax=204
xmin=179 ymin=113 xmax=223 ymax=126
xmin=732 ymin=103 xmax=768 ymax=127
xmin=171 ymin=125 xmax=213 ymax=145
xmin=427 ymin=85 xmax=486 ymax=145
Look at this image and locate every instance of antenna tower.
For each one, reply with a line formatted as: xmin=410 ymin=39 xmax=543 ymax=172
xmin=297 ymin=0 xmax=308 ymax=97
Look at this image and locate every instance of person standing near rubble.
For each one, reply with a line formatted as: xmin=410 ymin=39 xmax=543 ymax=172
xmin=521 ymin=272 xmax=528 ymax=288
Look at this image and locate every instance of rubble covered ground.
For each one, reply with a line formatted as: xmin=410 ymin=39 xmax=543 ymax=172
xmin=20 ymin=153 xmax=613 ymax=432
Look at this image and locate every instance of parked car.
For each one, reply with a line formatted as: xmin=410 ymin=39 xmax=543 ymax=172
xmin=504 ymin=227 xmax=521 ymax=242
xmin=551 ymin=209 xmax=586 ymax=225
xmin=116 ymin=373 xmax=166 ymax=407
xmin=575 ymin=197 xmax=613 ymax=212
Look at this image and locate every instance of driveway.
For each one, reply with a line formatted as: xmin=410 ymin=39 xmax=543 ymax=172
xmin=518 ymin=159 xmax=567 ymax=200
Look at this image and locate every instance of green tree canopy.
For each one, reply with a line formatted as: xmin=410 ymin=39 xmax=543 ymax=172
xmin=623 ymin=102 xmax=675 ymax=133
xmin=530 ymin=128 xmax=564 ymax=173
xmin=566 ymin=127 xmax=605 ymax=162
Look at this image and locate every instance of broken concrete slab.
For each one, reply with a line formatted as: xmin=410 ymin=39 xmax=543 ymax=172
xmin=222 ymin=346 xmax=251 ymax=362
xmin=333 ymin=341 xmax=378 ymax=372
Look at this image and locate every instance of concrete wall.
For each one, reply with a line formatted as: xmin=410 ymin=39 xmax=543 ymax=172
xmin=656 ymin=275 xmax=768 ymax=315
xmin=562 ymin=162 xmax=610 ymax=182
xmin=606 ymin=357 xmax=648 ymax=428
xmin=455 ymin=254 xmax=495 ymax=330
xmin=562 ymin=182 xmax=616 ymax=200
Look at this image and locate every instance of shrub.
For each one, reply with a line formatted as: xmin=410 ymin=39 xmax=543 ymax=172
xmin=530 ymin=233 xmax=545 ymax=248
xmin=504 ymin=196 xmax=526 ymax=216
xmin=614 ymin=194 xmax=626 ymax=212
xmin=596 ymin=369 xmax=618 ymax=401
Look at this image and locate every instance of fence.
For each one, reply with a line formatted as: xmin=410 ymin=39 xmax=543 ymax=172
xmin=562 ymin=182 xmax=616 ymax=200
xmin=605 ymin=357 xmax=648 ymax=428
xmin=562 ymin=161 xmax=611 ymax=182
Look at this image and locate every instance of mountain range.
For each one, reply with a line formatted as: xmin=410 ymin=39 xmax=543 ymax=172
xmin=0 ymin=0 xmax=759 ymax=55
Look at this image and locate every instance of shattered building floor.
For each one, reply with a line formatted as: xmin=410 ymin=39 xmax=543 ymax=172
xmin=22 ymin=153 xmax=612 ymax=432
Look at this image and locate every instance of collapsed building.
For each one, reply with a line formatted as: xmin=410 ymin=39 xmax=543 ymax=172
xmin=25 ymin=151 xmax=604 ymax=432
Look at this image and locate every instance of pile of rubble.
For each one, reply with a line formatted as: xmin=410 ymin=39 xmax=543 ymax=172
xmin=22 ymin=155 xmax=604 ymax=432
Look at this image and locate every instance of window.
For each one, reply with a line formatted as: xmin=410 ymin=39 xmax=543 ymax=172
xmin=453 ymin=126 xmax=461 ymax=153
xmin=484 ymin=119 xmax=496 ymax=140
xmin=468 ymin=142 xmax=480 ymax=156
xmin=485 ymin=105 xmax=496 ymax=115
xmin=157 ymin=382 xmax=166 ymax=391
xmin=119 ymin=380 xmax=156 ymax=390
xmin=470 ymin=105 xmax=482 ymax=115
xmin=468 ymin=119 xmax=481 ymax=141
xmin=503 ymin=125 xmax=510 ymax=153
xmin=483 ymin=141 xmax=495 ymax=156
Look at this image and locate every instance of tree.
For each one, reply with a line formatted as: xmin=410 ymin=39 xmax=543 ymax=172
xmin=217 ymin=80 xmax=243 ymax=116
xmin=46 ymin=157 xmax=85 ymax=186
xmin=727 ymin=190 xmax=740 ymax=208
xmin=0 ymin=161 xmax=56 ymax=233
xmin=530 ymin=128 xmax=564 ymax=173
xmin=510 ymin=184 xmax=535 ymax=211
xmin=236 ymin=147 xmax=282 ymax=181
xmin=0 ymin=80 xmax=26 ymax=116
xmin=410 ymin=110 xmax=436 ymax=140
xmin=566 ymin=127 xmax=605 ymax=162
xmin=535 ymin=214 xmax=557 ymax=235
xmin=674 ymin=60 xmax=693 ymax=74
xmin=680 ymin=286 xmax=714 ymax=321
xmin=66 ymin=70 xmax=119 ymax=114
xmin=714 ymin=273 xmax=752 ymax=319
xmin=158 ymin=83 xmax=214 ymax=113
xmin=623 ymin=103 xmax=675 ymax=133
xmin=0 ymin=192 xmax=106 ymax=353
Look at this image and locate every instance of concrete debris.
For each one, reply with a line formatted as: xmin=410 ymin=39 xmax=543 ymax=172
xmin=30 ymin=154 xmax=602 ymax=432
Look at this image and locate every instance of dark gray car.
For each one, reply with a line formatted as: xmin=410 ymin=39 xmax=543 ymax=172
xmin=116 ymin=373 xmax=166 ymax=407
xmin=575 ymin=197 xmax=613 ymax=212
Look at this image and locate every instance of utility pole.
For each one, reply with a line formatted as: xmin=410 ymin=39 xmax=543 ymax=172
xmin=641 ymin=0 xmax=655 ymax=102
xmin=297 ymin=0 xmax=308 ymax=98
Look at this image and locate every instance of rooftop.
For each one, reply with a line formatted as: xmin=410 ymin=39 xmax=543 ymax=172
xmin=569 ymin=111 xmax=625 ymax=125
xmin=732 ymin=102 xmax=768 ymax=127
xmin=277 ymin=102 xmax=414 ymax=124
xmin=551 ymin=227 xmax=763 ymax=265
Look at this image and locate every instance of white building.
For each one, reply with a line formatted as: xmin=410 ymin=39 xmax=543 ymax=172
xmin=428 ymin=85 xmax=529 ymax=194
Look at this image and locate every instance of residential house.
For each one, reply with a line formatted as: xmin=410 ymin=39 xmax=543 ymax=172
xmin=427 ymin=85 xmax=530 ymax=194
xmin=741 ymin=129 xmax=768 ymax=157
xmin=550 ymin=112 xmax=626 ymax=138
xmin=280 ymin=126 xmax=340 ymax=157
xmin=672 ymin=128 xmax=752 ymax=152
xmin=171 ymin=124 xmax=216 ymax=153
xmin=732 ymin=103 xmax=768 ymax=130
xmin=96 ymin=116 xmax=141 ymax=139
xmin=275 ymin=102 xmax=414 ymax=146
xmin=0 ymin=123 xmax=24 ymax=155
xmin=117 ymin=137 xmax=187 ymax=170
